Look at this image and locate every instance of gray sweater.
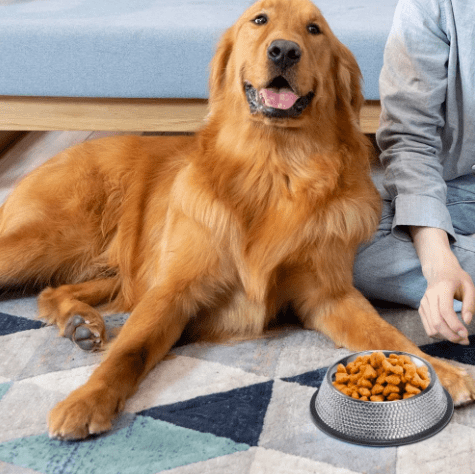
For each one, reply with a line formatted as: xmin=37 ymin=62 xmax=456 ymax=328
xmin=376 ymin=0 xmax=475 ymax=242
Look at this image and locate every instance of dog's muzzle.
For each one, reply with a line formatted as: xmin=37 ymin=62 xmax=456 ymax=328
xmin=244 ymin=80 xmax=314 ymax=119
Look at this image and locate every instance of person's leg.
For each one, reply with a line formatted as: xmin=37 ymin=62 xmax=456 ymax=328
xmin=446 ymin=173 xmax=475 ymax=236
xmin=353 ymin=198 xmax=427 ymax=308
xmin=446 ymin=174 xmax=475 ymax=310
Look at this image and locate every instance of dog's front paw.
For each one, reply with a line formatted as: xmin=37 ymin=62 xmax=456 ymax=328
xmin=431 ymin=358 xmax=475 ymax=406
xmin=48 ymin=386 xmax=118 ymax=440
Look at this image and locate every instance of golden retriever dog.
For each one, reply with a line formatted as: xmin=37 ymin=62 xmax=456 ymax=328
xmin=0 ymin=0 xmax=473 ymax=440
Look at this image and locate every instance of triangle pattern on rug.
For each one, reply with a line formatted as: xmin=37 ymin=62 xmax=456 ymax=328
xmin=421 ymin=336 xmax=475 ymax=366
xmin=0 ymin=382 xmax=13 ymax=402
xmin=0 ymin=312 xmax=43 ymax=336
xmin=0 ymin=415 xmax=249 ymax=474
xmin=281 ymin=367 xmax=327 ymax=388
xmin=139 ymin=380 xmax=274 ymax=446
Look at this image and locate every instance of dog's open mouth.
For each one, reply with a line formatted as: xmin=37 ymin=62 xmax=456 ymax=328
xmin=245 ymin=76 xmax=314 ymax=119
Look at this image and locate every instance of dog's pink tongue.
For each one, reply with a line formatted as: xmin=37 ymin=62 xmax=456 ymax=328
xmin=259 ymin=89 xmax=298 ymax=110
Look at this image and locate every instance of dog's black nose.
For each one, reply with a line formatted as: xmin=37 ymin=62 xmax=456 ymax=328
xmin=267 ymin=40 xmax=301 ymax=69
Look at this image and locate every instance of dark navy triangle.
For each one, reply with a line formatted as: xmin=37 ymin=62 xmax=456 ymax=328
xmin=281 ymin=367 xmax=328 ymax=388
xmin=0 ymin=312 xmax=43 ymax=336
xmin=138 ymin=380 xmax=274 ymax=446
xmin=420 ymin=336 xmax=475 ymax=366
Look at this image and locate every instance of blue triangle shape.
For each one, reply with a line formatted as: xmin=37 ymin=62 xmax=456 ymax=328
xmin=281 ymin=367 xmax=328 ymax=388
xmin=420 ymin=337 xmax=475 ymax=366
xmin=0 ymin=415 xmax=249 ymax=474
xmin=0 ymin=382 xmax=12 ymax=401
xmin=0 ymin=312 xmax=43 ymax=336
xmin=139 ymin=381 xmax=274 ymax=446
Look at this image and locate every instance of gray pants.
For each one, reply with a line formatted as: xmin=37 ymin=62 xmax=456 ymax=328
xmin=353 ymin=174 xmax=475 ymax=311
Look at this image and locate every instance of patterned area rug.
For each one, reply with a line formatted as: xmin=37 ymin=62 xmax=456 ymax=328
xmin=1 ymin=296 xmax=475 ymax=474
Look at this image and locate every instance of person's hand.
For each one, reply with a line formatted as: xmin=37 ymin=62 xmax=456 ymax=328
xmin=419 ymin=258 xmax=474 ymax=344
xmin=411 ymin=226 xmax=475 ymax=344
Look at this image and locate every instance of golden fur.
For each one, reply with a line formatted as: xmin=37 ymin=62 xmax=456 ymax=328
xmin=0 ymin=0 xmax=473 ymax=439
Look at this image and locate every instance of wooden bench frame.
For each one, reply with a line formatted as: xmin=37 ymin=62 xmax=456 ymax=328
xmin=0 ymin=96 xmax=380 ymax=134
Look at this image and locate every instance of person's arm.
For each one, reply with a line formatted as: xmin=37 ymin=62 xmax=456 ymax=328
xmin=410 ymin=226 xmax=475 ymax=344
xmin=378 ymin=0 xmax=455 ymax=242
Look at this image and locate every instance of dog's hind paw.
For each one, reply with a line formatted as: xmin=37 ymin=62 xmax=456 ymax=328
xmin=64 ymin=315 xmax=104 ymax=351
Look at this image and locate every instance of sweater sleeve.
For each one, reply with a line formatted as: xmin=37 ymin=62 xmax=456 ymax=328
xmin=377 ymin=0 xmax=455 ymax=241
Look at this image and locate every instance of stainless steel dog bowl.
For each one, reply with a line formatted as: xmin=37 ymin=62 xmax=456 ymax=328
xmin=310 ymin=351 xmax=453 ymax=446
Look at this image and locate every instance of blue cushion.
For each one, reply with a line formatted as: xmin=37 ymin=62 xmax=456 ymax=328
xmin=0 ymin=0 xmax=397 ymax=100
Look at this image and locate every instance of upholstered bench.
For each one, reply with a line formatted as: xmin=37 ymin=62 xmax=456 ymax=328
xmin=0 ymin=0 xmax=397 ymax=133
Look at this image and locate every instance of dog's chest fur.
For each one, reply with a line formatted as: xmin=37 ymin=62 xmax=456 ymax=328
xmin=171 ymin=132 xmax=357 ymax=300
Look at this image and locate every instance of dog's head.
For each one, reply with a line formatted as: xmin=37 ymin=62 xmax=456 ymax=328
xmin=209 ymin=0 xmax=364 ymax=129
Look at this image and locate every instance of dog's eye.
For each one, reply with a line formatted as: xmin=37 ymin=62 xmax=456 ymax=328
xmin=307 ymin=23 xmax=321 ymax=35
xmin=252 ymin=14 xmax=268 ymax=25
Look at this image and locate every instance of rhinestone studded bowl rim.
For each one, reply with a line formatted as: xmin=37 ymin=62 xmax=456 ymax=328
xmin=310 ymin=351 xmax=454 ymax=447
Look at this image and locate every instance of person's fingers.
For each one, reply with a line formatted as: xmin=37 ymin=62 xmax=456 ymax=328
xmin=419 ymin=298 xmax=435 ymax=337
xmin=459 ymin=278 xmax=475 ymax=326
xmin=423 ymin=289 xmax=468 ymax=344
xmin=438 ymin=287 xmax=467 ymax=337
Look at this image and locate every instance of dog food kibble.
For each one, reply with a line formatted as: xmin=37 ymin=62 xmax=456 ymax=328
xmin=332 ymin=352 xmax=430 ymax=401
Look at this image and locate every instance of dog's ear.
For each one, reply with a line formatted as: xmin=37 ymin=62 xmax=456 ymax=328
xmin=333 ymin=42 xmax=364 ymax=119
xmin=208 ymin=26 xmax=235 ymax=106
